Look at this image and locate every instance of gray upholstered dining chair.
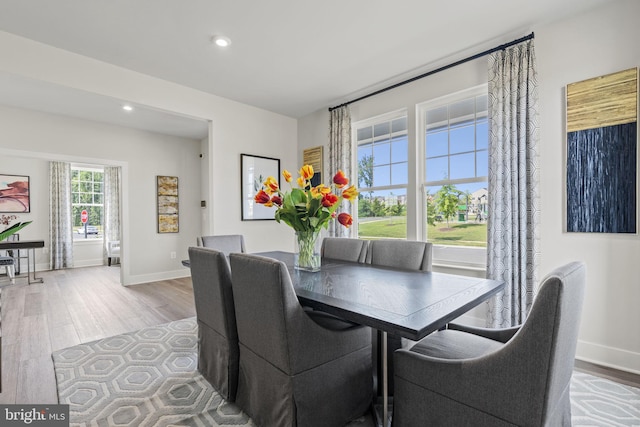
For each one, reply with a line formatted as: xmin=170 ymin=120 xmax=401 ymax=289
xmin=229 ymin=253 xmax=373 ymax=427
xmin=366 ymin=239 xmax=433 ymax=396
xmin=392 ymin=261 xmax=586 ymax=427
xmin=197 ymin=234 xmax=245 ymax=255
xmin=365 ymin=239 xmax=432 ymax=271
xmin=188 ymin=246 xmax=239 ymax=402
xmin=321 ymin=237 xmax=369 ymax=263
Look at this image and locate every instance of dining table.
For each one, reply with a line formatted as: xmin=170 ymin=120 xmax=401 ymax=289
xmin=252 ymin=251 xmax=505 ymax=427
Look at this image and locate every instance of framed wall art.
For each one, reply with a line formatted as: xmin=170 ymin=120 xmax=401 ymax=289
xmin=303 ymin=145 xmax=323 ymax=187
xmin=241 ymin=154 xmax=280 ymax=220
xmin=157 ymin=175 xmax=179 ymax=233
xmin=566 ymin=68 xmax=637 ymax=234
xmin=0 ymin=174 xmax=30 ymax=213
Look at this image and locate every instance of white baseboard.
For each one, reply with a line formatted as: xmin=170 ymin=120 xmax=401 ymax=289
xmin=123 ymin=269 xmax=190 ymax=286
xmin=576 ymin=340 xmax=640 ymax=376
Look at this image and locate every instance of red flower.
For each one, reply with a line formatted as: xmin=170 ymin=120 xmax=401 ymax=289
xmin=322 ymin=193 xmax=339 ymax=207
xmin=271 ymin=195 xmax=283 ymax=206
xmin=337 ymin=213 xmax=353 ymax=228
xmin=333 ymin=170 xmax=349 ymax=188
xmin=254 ymin=190 xmax=270 ymax=204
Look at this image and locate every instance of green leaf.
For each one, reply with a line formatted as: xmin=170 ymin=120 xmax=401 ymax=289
xmin=0 ymin=221 xmax=32 ymax=241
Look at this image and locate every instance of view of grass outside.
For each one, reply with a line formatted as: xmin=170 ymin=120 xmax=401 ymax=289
xmin=358 ymin=215 xmax=487 ymax=247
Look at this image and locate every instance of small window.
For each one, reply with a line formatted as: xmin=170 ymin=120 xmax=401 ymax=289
xmin=72 ymin=166 xmax=104 ymax=240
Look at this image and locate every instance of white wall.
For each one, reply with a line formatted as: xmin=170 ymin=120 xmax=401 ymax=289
xmin=0 ymin=105 xmax=202 ymax=284
xmin=298 ymin=0 xmax=640 ymax=373
xmin=535 ymin=0 xmax=640 ymax=374
xmin=0 ymin=30 xmax=298 ymax=284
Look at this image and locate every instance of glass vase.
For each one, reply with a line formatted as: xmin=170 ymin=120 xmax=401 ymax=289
xmin=294 ymin=230 xmax=321 ymax=272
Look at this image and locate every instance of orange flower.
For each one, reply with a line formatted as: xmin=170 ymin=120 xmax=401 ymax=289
xmin=337 ymin=213 xmax=353 ymax=228
xmin=322 ymin=193 xmax=339 ymax=207
xmin=254 ymin=189 xmax=270 ymax=204
xmin=264 ymin=176 xmax=279 ymax=194
xmin=283 ymin=170 xmax=292 ymax=183
xmin=299 ymin=164 xmax=314 ymax=180
xmin=341 ymin=185 xmax=358 ymax=201
xmin=311 ymin=184 xmax=331 ymax=198
xmin=297 ymin=176 xmax=307 ymax=188
xmin=333 ymin=170 xmax=349 ymax=188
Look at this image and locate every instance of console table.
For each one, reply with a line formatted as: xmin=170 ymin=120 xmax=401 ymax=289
xmin=0 ymin=240 xmax=44 ymax=284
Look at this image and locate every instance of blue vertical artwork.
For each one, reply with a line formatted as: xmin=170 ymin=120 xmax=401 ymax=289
xmin=566 ymin=123 xmax=636 ymax=233
xmin=566 ymin=68 xmax=638 ymax=234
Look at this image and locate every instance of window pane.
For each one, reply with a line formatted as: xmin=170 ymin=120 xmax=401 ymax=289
xmin=450 ymin=153 xmax=475 ymax=180
xmin=425 ymin=182 xmax=487 ymax=247
xmin=476 ymin=150 xmax=488 ymax=176
xmin=358 ymin=188 xmax=407 ymax=240
xmin=426 ymin=106 xmax=447 ymax=130
xmin=391 ymin=135 xmax=408 ymax=163
xmin=449 ymin=98 xmax=475 ymax=126
xmin=476 ymin=120 xmax=488 ymax=149
xmin=450 ymin=125 xmax=475 ymax=154
xmin=426 ymin=130 xmax=448 ymax=158
xmin=426 ymin=156 xmax=448 ymax=182
xmin=391 ymin=162 xmax=408 ymax=185
xmin=372 ymin=142 xmax=390 ymax=166
xmin=373 ymin=122 xmax=390 ymax=138
xmin=373 ymin=165 xmax=390 ymax=187
xmin=358 ymin=143 xmax=372 ymax=163
xmin=392 ymin=117 xmax=407 ymax=133
xmin=357 ymin=126 xmax=372 ymax=142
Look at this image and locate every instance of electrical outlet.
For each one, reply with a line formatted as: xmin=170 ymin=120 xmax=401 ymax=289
xmin=170 ymin=251 xmax=176 ymax=259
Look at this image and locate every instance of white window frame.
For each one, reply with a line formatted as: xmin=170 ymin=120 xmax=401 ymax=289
xmin=352 ymin=109 xmax=408 ymax=238
xmin=417 ymin=84 xmax=488 ymax=270
xmin=71 ymin=164 xmax=105 ymax=242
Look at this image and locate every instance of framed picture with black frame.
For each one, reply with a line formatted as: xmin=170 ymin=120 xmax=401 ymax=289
xmin=241 ymin=154 xmax=280 ymax=220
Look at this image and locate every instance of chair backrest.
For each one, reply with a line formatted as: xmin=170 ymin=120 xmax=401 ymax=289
xmin=107 ymin=240 xmax=120 ymax=256
xmin=229 ymin=253 xmax=308 ymax=374
xmin=321 ymin=237 xmax=369 ymax=263
xmin=198 ymin=234 xmax=245 ymax=255
xmin=366 ymin=239 xmax=433 ymax=271
xmin=188 ymin=247 xmax=238 ymax=343
xmin=496 ymin=261 xmax=586 ymax=424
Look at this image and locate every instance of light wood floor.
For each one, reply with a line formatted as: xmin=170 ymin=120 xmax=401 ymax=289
xmin=0 ymin=266 xmax=195 ymax=404
xmin=0 ymin=266 xmax=637 ymax=406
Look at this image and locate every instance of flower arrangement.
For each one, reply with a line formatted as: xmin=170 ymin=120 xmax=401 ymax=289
xmin=0 ymin=214 xmax=32 ymax=241
xmin=254 ymin=164 xmax=358 ymax=270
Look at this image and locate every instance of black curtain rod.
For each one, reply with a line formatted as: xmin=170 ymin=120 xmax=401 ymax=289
xmin=329 ymin=32 xmax=535 ymax=112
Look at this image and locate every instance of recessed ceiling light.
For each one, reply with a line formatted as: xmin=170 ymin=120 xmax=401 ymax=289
xmin=122 ymin=105 xmax=133 ymax=112
xmin=212 ymin=35 xmax=231 ymax=48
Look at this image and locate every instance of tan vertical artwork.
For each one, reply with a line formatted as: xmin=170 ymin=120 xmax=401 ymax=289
xmin=157 ymin=176 xmax=179 ymax=233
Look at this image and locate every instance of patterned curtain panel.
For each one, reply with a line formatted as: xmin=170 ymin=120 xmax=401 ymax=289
xmin=328 ymin=106 xmax=353 ymax=237
xmin=486 ymin=39 xmax=540 ymax=328
xmin=49 ymin=161 xmax=74 ymax=269
xmin=103 ymin=166 xmax=121 ymax=264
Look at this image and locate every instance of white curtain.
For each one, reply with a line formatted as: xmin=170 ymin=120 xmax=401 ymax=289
xmin=328 ymin=106 xmax=353 ymax=237
xmin=49 ymin=161 xmax=73 ymax=269
xmin=486 ymin=39 xmax=540 ymax=327
xmin=103 ymin=166 xmax=121 ymax=264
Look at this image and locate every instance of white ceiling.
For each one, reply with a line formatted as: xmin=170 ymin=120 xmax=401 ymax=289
xmin=0 ymin=0 xmax=615 ymax=139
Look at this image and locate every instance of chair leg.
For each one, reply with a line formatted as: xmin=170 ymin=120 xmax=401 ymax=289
xmin=108 ymin=257 xmax=112 ymax=267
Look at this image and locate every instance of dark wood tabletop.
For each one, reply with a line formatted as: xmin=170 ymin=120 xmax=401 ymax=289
xmin=257 ymin=251 xmax=504 ymax=341
xmin=0 ymin=240 xmax=45 ymax=250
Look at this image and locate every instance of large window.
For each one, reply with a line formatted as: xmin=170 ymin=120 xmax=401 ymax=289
xmin=355 ymin=112 xmax=408 ymax=239
xmin=72 ymin=166 xmax=104 ymax=240
xmin=420 ymin=86 xmax=488 ymax=262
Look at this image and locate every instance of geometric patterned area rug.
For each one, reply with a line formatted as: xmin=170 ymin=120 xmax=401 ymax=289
xmin=53 ymin=318 xmax=640 ymax=427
